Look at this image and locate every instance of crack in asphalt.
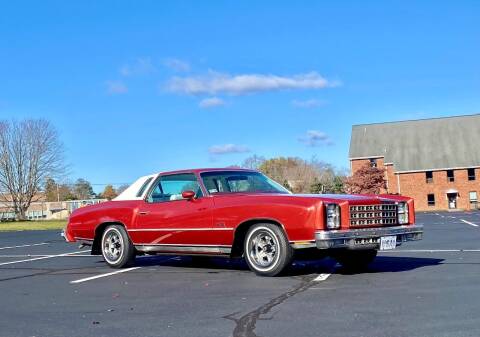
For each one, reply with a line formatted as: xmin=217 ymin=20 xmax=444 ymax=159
xmin=0 ymin=266 xmax=104 ymax=282
xmin=223 ymin=275 xmax=317 ymax=337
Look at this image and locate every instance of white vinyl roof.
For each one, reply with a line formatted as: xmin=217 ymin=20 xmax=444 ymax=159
xmin=113 ymin=174 xmax=157 ymax=201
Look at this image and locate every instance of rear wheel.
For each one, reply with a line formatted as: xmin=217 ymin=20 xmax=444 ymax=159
xmin=244 ymin=223 xmax=293 ymax=276
xmin=333 ymin=249 xmax=377 ymax=272
xmin=101 ymin=225 xmax=136 ymax=268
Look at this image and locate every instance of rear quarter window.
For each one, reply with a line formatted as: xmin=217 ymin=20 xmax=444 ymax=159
xmin=136 ymin=177 xmax=153 ymax=197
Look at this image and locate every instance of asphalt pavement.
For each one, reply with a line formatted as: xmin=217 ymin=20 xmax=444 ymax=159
xmin=1 ymin=211 xmax=479 ymax=337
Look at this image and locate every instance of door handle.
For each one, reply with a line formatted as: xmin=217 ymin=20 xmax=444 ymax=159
xmin=138 ymin=211 xmax=150 ymax=215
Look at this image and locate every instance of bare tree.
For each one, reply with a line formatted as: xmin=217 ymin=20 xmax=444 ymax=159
xmin=241 ymin=155 xmax=266 ymax=170
xmin=115 ymin=184 xmax=130 ymax=196
xmin=0 ymin=119 xmax=65 ymax=220
xmin=255 ymin=156 xmax=346 ymax=194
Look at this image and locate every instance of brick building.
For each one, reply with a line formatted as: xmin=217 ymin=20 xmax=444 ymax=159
xmin=349 ymin=114 xmax=480 ymax=211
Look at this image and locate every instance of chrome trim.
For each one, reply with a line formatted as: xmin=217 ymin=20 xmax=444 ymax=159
xmin=290 ymin=241 xmax=316 ymax=249
xmin=349 ymin=203 xmax=399 ymax=226
xmin=315 ymin=224 xmax=423 ymax=249
xmin=74 ymin=237 xmax=94 ymax=246
xmin=134 ymin=244 xmax=231 ymax=254
xmin=75 ymin=237 xmax=94 ymax=241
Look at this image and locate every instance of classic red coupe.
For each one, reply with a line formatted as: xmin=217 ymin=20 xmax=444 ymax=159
xmin=63 ymin=168 xmax=423 ymax=276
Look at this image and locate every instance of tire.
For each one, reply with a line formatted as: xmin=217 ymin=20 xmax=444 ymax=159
xmin=244 ymin=223 xmax=294 ymax=276
xmin=333 ymin=249 xmax=377 ymax=272
xmin=101 ymin=225 xmax=136 ymax=268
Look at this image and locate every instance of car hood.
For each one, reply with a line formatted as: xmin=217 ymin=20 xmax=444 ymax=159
xmin=238 ymin=193 xmax=408 ymax=204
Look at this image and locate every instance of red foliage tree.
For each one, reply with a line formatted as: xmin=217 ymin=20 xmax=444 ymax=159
xmin=344 ymin=164 xmax=386 ymax=194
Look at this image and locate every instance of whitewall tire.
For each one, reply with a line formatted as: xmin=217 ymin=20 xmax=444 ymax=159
xmin=101 ymin=225 xmax=136 ymax=268
xmin=244 ymin=223 xmax=293 ymax=276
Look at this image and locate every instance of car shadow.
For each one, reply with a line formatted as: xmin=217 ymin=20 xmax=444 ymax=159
xmin=336 ymin=255 xmax=444 ymax=275
xmin=130 ymin=254 xmax=443 ymax=276
xmin=134 ymin=255 xmax=251 ymax=272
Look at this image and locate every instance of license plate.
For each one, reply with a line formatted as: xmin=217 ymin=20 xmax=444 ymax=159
xmin=380 ymin=236 xmax=397 ymax=250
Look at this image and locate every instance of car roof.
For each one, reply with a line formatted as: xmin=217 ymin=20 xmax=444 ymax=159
xmin=156 ymin=168 xmax=258 ymax=175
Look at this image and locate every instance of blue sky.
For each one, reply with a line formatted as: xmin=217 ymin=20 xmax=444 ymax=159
xmin=1 ymin=1 xmax=479 ymax=191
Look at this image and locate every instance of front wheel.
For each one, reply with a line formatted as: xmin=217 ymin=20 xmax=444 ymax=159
xmin=101 ymin=225 xmax=136 ymax=268
xmin=244 ymin=223 xmax=293 ymax=276
xmin=333 ymin=249 xmax=377 ymax=272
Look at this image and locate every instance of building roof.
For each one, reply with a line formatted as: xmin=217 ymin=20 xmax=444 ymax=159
xmin=349 ymin=114 xmax=480 ymax=172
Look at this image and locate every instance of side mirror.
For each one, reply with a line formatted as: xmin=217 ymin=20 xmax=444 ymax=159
xmin=181 ymin=190 xmax=196 ymax=200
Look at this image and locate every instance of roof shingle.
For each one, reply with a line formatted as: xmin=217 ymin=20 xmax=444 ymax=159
xmin=349 ymin=114 xmax=480 ymax=172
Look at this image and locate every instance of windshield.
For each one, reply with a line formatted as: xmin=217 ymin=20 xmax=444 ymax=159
xmin=200 ymin=171 xmax=290 ymax=194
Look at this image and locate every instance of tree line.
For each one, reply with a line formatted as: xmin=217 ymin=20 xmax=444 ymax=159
xmin=0 ymin=118 xmax=387 ymax=220
xmin=240 ymin=155 xmax=386 ymax=194
xmin=240 ymin=155 xmax=347 ymax=194
xmin=43 ymin=178 xmax=128 ymax=202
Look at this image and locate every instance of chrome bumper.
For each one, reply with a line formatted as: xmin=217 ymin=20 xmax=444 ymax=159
xmin=315 ymin=224 xmax=423 ymax=250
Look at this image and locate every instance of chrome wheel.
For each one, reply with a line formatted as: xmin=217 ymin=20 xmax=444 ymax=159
xmin=248 ymin=228 xmax=279 ymax=270
xmin=102 ymin=228 xmax=124 ymax=263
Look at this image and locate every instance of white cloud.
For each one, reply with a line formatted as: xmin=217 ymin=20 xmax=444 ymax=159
xmin=199 ymin=97 xmax=225 ymax=108
xmin=105 ymin=80 xmax=128 ymax=95
xmin=292 ymin=99 xmax=326 ymax=108
xmin=120 ymin=57 xmax=156 ymax=76
xmin=166 ymin=71 xmax=339 ymax=95
xmin=163 ymin=58 xmax=190 ymax=72
xmin=208 ymin=144 xmax=250 ymax=155
xmin=298 ymin=130 xmax=334 ymax=147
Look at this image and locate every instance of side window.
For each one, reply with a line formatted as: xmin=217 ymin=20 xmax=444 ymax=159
xmin=148 ymin=173 xmax=203 ymax=203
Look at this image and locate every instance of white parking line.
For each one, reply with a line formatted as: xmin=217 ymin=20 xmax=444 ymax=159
xmin=0 ymin=254 xmax=95 ymax=258
xmin=460 ymin=219 xmax=479 ymax=227
xmin=0 ymin=250 xmax=86 ymax=266
xmin=0 ymin=242 xmax=48 ymax=250
xmin=313 ymin=273 xmax=331 ymax=282
xmin=70 ymin=267 xmax=141 ymax=284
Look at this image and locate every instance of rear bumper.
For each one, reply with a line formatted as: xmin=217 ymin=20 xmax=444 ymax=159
xmin=315 ymin=224 xmax=423 ymax=250
xmin=61 ymin=228 xmax=75 ymax=243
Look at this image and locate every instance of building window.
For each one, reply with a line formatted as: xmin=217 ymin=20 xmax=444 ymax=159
xmin=426 ymin=171 xmax=433 ymax=183
xmin=369 ymin=158 xmax=377 ymax=168
xmin=470 ymin=191 xmax=478 ymax=210
xmin=468 ymin=168 xmax=476 ymax=181
xmin=427 ymin=194 xmax=435 ymax=207
xmin=447 ymin=170 xmax=454 ymax=182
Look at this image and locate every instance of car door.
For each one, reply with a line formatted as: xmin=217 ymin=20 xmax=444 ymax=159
xmin=129 ymin=173 xmax=217 ymax=248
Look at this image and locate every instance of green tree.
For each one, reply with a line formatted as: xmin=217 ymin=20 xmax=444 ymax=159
xmin=43 ymin=178 xmax=77 ymax=201
xmin=73 ymin=178 xmax=94 ymax=200
xmin=44 ymin=178 xmax=58 ymax=202
xmin=59 ymin=184 xmax=76 ymax=201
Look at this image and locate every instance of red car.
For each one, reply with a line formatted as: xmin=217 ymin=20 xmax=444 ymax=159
xmin=63 ymin=168 xmax=423 ymax=276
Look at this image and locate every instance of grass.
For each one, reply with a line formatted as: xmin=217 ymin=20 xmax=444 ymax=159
xmin=0 ymin=220 xmax=67 ymax=232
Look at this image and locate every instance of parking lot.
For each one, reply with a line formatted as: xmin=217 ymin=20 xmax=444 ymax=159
xmin=1 ymin=211 xmax=480 ymax=337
